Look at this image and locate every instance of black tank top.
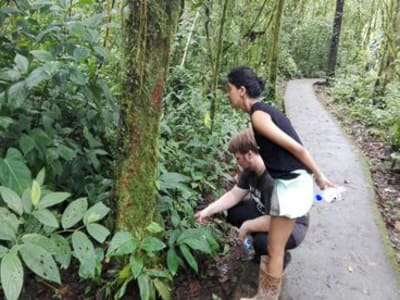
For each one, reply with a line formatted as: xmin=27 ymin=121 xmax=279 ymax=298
xmin=250 ymin=101 xmax=310 ymax=179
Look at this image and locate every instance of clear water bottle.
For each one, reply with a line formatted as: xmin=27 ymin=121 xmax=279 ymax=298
xmin=315 ymin=186 xmax=346 ymax=203
xmin=243 ymin=235 xmax=253 ymax=250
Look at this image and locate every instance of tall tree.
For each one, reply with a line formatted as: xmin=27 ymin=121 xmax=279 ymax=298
xmin=117 ymin=1 xmax=180 ymax=234
xmin=327 ymin=0 xmax=345 ymax=78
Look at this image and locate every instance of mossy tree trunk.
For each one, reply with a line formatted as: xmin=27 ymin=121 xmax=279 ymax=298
xmin=117 ymin=1 xmax=180 ymax=234
xmin=267 ymin=0 xmax=285 ymax=100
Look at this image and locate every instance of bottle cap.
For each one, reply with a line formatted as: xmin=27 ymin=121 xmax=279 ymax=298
xmin=315 ymin=194 xmax=322 ymax=201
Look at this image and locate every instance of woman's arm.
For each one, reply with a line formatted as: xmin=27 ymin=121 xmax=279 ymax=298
xmin=251 ymin=111 xmax=334 ymax=189
xmin=195 ymin=185 xmax=248 ymax=223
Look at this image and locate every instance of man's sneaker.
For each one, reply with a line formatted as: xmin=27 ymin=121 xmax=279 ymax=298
xmin=283 ymin=251 xmax=292 ymax=270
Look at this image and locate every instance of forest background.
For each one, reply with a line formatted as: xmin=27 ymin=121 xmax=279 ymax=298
xmin=0 ymin=0 xmax=399 ymax=299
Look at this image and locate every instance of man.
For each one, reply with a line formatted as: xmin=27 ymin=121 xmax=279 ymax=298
xmin=195 ymin=128 xmax=309 ymax=267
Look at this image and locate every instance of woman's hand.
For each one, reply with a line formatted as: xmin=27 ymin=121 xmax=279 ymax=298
xmin=315 ymin=173 xmax=335 ymax=190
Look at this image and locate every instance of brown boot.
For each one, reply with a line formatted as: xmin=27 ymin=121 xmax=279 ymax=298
xmin=241 ymin=256 xmax=282 ymax=300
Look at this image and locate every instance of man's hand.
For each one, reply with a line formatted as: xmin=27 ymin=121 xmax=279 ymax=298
xmin=195 ymin=209 xmax=210 ymax=223
xmin=238 ymin=221 xmax=251 ymax=241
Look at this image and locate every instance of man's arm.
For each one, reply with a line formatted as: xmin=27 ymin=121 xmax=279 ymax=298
xmin=238 ymin=215 xmax=271 ymax=240
xmin=195 ymin=185 xmax=248 ymax=223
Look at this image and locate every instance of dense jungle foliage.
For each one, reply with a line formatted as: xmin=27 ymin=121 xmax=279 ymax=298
xmin=0 ymin=0 xmax=399 ymax=299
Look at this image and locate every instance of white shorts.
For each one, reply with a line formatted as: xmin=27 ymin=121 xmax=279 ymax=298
xmin=269 ymin=170 xmax=313 ymax=219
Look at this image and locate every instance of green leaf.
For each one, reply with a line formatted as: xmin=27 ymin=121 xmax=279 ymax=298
xmin=0 ymin=245 xmax=8 ymax=258
xmin=158 ymin=172 xmax=189 ymax=190
xmin=106 ymin=231 xmax=136 ymax=257
xmin=21 ymin=234 xmax=57 ymax=255
xmin=0 ymin=207 xmax=20 ymax=241
xmin=0 ymin=148 xmax=31 ymax=195
xmin=19 ymin=243 xmax=61 ymax=284
xmin=25 ymin=66 xmax=50 ymax=89
xmin=178 ymin=237 xmax=211 ymax=255
xmin=32 ymin=209 xmax=59 ymax=228
xmin=35 ymin=168 xmax=46 ymax=186
xmin=86 ymin=223 xmax=110 ymax=243
xmin=83 ymin=202 xmax=110 ymax=225
xmin=138 ymin=274 xmax=150 ymax=300
xmin=38 ymin=192 xmax=70 ymax=209
xmin=179 ymin=244 xmax=198 ymax=273
xmin=31 ymin=180 xmax=41 ymax=207
xmin=1 ymin=252 xmax=23 ymax=300
xmin=15 ymin=54 xmax=29 ymax=74
xmin=58 ymin=144 xmax=76 ymax=161
xmin=50 ymin=234 xmax=71 ymax=269
xmin=7 ymin=81 xmax=28 ymax=108
xmin=166 ymin=248 xmax=179 ymax=276
xmin=61 ymin=197 xmax=87 ymax=229
xmin=19 ymin=134 xmax=36 ymax=156
xmin=72 ymin=231 xmax=96 ymax=278
xmin=0 ymin=186 xmax=23 ymax=215
xmin=21 ymin=188 xmax=32 ymax=213
xmin=141 ymin=237 xmax=166 ymax=253
xmin=129 ymin=255 xmax=143 ymax=279
xmin=154 ymin=278 xmax=171 ymax=300
xmin=0 ymin=116 xmax=14 ymax=130
xmin=30 ymin=50 xmax=53 ymax=62
xmin=146 ymin=222 xmax=164 ymax=234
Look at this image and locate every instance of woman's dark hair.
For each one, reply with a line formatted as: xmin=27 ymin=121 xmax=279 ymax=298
xmin=227 ymin=66 xmax=266 ymax=98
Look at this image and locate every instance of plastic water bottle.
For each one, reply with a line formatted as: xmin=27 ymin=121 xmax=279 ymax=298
xmin=243 ymin=235 xmax=253 ymax=250
xmin=315 ymin=186 xmax=346 ymax=203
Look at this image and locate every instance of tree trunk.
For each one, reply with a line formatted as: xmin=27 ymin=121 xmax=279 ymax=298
xmin=267 ymin=0 xmax=285 ymax=100
xmin=327 ymin=0 xmax=345 ymax=79
xmin=117 ymin=1 xmax=180 ymax=234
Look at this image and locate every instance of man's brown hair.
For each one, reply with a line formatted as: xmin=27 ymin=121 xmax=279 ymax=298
xmin=228 ymin=128 xmax=259 ymax=154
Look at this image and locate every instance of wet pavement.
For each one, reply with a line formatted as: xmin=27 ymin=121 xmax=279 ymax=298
xmin=233 ymin=79 xmax=400 ymax=300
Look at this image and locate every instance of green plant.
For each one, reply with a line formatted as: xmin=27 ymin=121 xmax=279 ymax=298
xmin=0 ymin=148 xmax=111 ymax=300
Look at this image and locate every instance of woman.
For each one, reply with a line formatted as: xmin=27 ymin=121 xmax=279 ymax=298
xmin=226 ymin=66 xmax=334 ymax=300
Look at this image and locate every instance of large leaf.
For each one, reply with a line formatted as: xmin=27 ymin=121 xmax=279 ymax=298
xmin=1 ymin=252 xmax=23 ymax=300
xmin=31 ymin=180 xmax=41 ymax=207
xmin=166 ymin=248 xmax=179 ymax=276
xmin=71 ymin=231 xmax=96 ymax=278
xmin=138 ymin=274 xmax=150 ymax=300
xmin=0 ymin=207 xmax=20 ymax=241
xmin=19 ymin=134 xmax=36 ymax=156
xmin=0 ymin=186 xmax=23 ymax=215
xmin=50 ymin=234 xmax=71 ymax=269
xmin=0 ymin=148 xmax=31 ymax=195
xmin=179 ymin=244 xmax=198 ymax=273
xmin=154 ymin=278 xmax=171 ymax=300
xmin=129 ymin=255 xmax=144 ymax=279
xmin=83 ymin=202 xmax=110 ymax=225
xmin=7 ymin=81 xmax=28 ymax=109
xmin=86 ymin=223 xmax=110 ymax=243
xmin=30 ymin=50 xmax=53 ymax=62
xmin=14 ymin=54 xmax=29 ymax=74
xmin=38 ymin=192 xmax=71 ymax=209
xmin=106 ymin=231 xmax=136 ymax=257
xmin=21 ymin=188 xmax=32 ymax=213
xmin=32 ymin=209 xmax=59 ymax=228
xmin=141 ymin=237 xmax=166 ymax=253
xmin=21 ymin=234 xmax=57 ymax=255
xmin=158 ymin=172 xmax=189 ymax=190
xmin=19 ymin=243 xmax=61 ymax=284
xmin=61 ymin=197 xmax=87 ymax=229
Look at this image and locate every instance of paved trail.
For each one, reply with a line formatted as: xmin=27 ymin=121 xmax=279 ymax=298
xmin=281 ymin=79 xmax=400 ymax=299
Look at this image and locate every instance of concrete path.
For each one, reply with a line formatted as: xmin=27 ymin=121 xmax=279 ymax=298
xmin=281 ymin=79 xmax=400 ymax=299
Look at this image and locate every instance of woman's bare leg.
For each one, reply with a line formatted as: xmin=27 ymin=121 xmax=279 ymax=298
xmin=267 ymin=216 xmax=295 ymax=277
